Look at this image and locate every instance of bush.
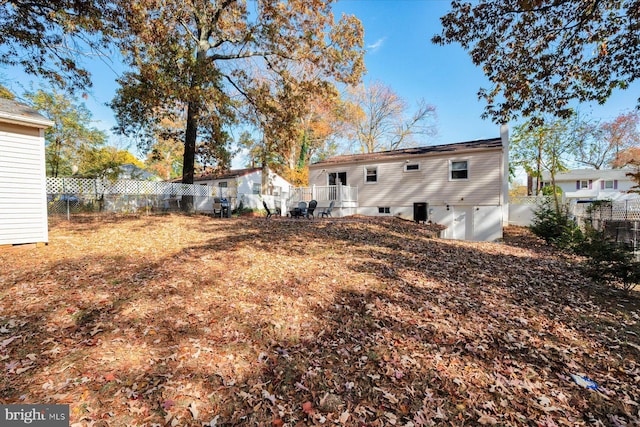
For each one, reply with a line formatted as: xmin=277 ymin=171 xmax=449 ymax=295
xmin=575 ymin=229 xmax=640 ymax=293
xmin=530 ymin=198 xmax=583 ymax=249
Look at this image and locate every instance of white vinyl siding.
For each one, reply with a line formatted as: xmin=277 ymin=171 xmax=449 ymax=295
xmin=0 ymin=123 xmax=48 ymax=245
xmin=313 ymin=149 xmax=502 ymax=208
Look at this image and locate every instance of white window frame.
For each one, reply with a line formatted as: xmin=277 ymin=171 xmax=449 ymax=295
xmin=252 ymin=183 xmax=261 ymax=194
xmin=449 ymin=160 xmax=469 ymax=181
xmin=580 ymin=180 xmax=589 ymax=189
xmin=218 ymin=181 xmax=228 ymax=188
xmin=377 ymin=207 xmax=390 ymax=214
xmin=603 ymin=180 xmax=614 ymax=189
xmin=404 ymin=162 xmax=420 ymax=172
xmin=364 ymin=166 xmax=378 ymax=184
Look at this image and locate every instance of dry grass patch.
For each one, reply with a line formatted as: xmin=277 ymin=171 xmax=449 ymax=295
xmin=0 ymin=215 xmax=638 ymax=426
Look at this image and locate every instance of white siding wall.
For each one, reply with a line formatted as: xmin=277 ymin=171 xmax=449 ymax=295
xmin=557 ymin=178 xmax=636 ymax=196
xmin=0 ymin=123 xmax=48 ymax=245
xmin=310 ymin=149 xmax=503 ymax=208
xmin=309 ymin=148 xmax=505 ymax=241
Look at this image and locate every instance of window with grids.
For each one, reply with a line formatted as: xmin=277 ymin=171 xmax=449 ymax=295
xmin=365 ymin=167 xmax=378 ymax=183
xmin=450 ymin=160 xmax=468 ymax=180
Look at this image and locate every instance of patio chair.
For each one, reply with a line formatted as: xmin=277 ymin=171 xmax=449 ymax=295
xmin=290 ymin=201 xmax=307 ymax=218
xmin=306 ymin=200 xmax=318 ymax=219
xmin=320 ymin=200 xmax=334 ymax=218
xmin=213 ymin=197 xmax=228 ymax=218
xmin=262 ymin=200 xmax=272 ymax=219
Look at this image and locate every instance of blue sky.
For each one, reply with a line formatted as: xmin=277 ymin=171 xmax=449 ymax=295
xmin=3 ymin=0 xmax=639 ymax=164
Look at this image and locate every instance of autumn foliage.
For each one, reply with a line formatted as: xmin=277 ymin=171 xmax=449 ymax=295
xmin=0 ymin=216 xmax=638 ymax=425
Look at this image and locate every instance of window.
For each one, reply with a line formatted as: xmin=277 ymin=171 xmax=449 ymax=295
xmin=378 ymin=207 xmax=390 ymax=214
xmin=365 ymin=166 xmax=378 ymax=183
xmin=328 ymin=172 xmax=347 ymax=186
xmin=252 ymin=183 xmax=261 ymax=194
xmin=580 ymin=180 xmax=589 ymax=189
xmin=404 ymin=163 xmax=420 ymax=172
xmin=218 ymin=182 xmax=227 ymax=188
xmin=604 ymin=180 xmax=614 ymax=189
xmin=450 ymin=160 xmax=468 ymax=180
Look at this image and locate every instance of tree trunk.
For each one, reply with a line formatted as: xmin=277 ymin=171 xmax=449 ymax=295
xmin=181 ymin=100 xmax=198 ymax=211
xmin=535 ymin=136 xmax=543 ymax=195
xmin=261 ymin=136 xmax=270 ymax=195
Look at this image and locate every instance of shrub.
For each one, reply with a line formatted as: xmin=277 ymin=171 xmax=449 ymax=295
xmin=530 ymin=198 xmax=583 ymax=249
xmin=575 ymin=229 xmax=640 ymax=293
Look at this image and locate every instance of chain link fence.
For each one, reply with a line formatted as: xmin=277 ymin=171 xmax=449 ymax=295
xmin=46 ymin=177 xmax=222 ymax=217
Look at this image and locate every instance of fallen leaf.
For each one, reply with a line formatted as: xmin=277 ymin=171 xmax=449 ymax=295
xmin=302 ymin=401 xmax=314 ymax=415
xmin=189 ymin=402 xmax=199 ymax=420
xmin=478 ymin=413 xmax=498 ymax=425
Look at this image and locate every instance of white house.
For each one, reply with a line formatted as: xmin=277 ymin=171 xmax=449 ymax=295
xmin=191 ymin=168 xmax=291 ymax=211
xmin=308 ymin=125 xmax=510 ymax=241
xmin=541 ymin=168 xmax=638 ymax=201
xmin=0 ymin=98 xmax=54 ymax=246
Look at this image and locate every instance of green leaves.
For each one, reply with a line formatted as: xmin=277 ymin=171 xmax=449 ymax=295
xmin=26 ymin=88 xmax=108 ymax=177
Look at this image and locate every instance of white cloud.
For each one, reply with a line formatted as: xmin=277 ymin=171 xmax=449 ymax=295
xmin=366 ymin=38 xmax=386 ymax=53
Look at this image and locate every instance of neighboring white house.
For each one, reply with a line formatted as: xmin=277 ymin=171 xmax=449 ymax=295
xmin=0 ymin=98 xmax=54 ymax=246
xmin=190 ymin=168 xmax=292 ymax=211
xmin=541 ymin=168 xmax=638 ymax=201
xmin=308 ymin=125 xmax=510 ymax=241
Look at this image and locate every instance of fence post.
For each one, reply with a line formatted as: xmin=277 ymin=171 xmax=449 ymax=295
xmin=63 ymin=177 xmax=70 ymax=221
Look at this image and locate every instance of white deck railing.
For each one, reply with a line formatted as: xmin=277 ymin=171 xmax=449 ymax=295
xmin=288 ymin=185 xmax=358 ymax=204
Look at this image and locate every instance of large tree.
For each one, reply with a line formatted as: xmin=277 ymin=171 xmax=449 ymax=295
xmin=343 ymin=81 xmax=436 ymax=153
xmin=111 ymin=0 xmax=364 ymax=209
xmin=433 ymin=1 xmax=640 ymax=123
xmin=239 ymin=81 xmax=343 ymax=187
xmin=511 ymin=115 xmax=579 ymax=207
xmin=145 ymin=117 xmax=185 ymax=181
xmin=25 ymin=89 xmax=107 ymax=177
xmin=0 ymin=0 xmax=120 ymax=92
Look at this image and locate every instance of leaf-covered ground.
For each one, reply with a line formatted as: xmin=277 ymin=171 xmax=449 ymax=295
xmin=0 ymin=214 xmax=638 ymax=426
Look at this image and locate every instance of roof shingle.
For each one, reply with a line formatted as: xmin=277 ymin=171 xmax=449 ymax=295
xmin=310 ymin=138 xmax=502 ymax=166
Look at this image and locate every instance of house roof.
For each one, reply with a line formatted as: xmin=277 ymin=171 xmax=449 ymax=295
xmin=310 ymin=138 xmax=503 ymax=167
xmin=0 ymin=98 xmax=54 ymax=128
xmin=541 ymin=168 xmax=634 ymax=181
xmin=191 ymin=168 xmax=263 ymax=182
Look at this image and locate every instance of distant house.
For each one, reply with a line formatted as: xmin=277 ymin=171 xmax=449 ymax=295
xmin=0 ymin=98 xmax=54 ymax=246
xmin=541 ymin=168 xmax=638 ymax=201
xmin=308 ymin=126 xmax=510 ymax=241
xmin=189 ymin=168 xmax=291 ymax=211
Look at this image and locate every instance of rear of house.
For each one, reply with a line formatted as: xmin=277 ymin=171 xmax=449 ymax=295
xmin=309 ymin=126 xmax=509 ymax=241
xmin=0 ymin=99 xmax=53 ymax=246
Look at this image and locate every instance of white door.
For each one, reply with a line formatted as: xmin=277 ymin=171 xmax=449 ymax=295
xmin=452 ymin=207 xmax=466 ymax=240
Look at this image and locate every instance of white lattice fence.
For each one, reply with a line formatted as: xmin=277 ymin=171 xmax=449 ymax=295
xmin=576 ymin=200 xmax=640 ymax=222
xmin=46 ymin=177 xmax=219 ymax=215
xmin=47 ymin=177 xmax=102 ymax=195
xmin=611 ymin=200 xmax=640 ymax=221
xmin=47 ymin=177 xmax=216 ymax=197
